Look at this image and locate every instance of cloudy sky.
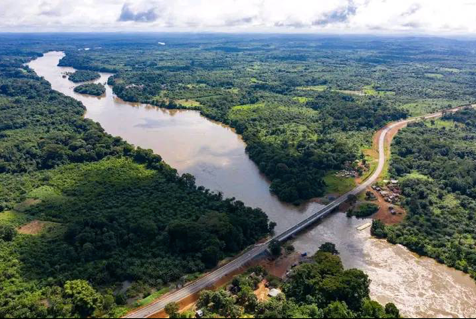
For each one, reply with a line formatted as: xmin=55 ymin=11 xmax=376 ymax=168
xmin=2 ymin=0 xmax=476 ymax=35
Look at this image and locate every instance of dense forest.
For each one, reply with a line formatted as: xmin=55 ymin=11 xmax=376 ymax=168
xmin=73 ymin=83 xmax=105 ymax=96
xmin=0 ymin=42 xmax=273 ymax=317
xmin=375 ymin=108 xmax=476 ymax=279
xmin=56 ymin=35 xmax=476 ymax=203
xmin=168 ymin=245 xmax=401 ymax=318
xmin=68 ymin=70 xmax=101 ymax=83
xmin=1 ymin=33 xmax=476 ymax=317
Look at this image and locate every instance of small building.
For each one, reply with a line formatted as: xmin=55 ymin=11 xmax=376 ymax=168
xmin=196 ymin=309 xmax=204 ymax=318
xmin=268 ymin=289 xmax=282 ymax=298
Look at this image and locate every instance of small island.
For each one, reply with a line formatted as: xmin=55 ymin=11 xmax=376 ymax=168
xmin=68 ymin=70 xmax=101 ymax=83
xmin=73 ymin=83 xmax=106 ymax=96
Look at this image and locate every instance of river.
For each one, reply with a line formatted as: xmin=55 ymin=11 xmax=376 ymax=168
xmin=28 ymin=51 xmax=476 ymax=318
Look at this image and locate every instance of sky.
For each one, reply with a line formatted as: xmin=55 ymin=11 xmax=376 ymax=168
xmin=1 ymin=0 xmax=476 ymax=35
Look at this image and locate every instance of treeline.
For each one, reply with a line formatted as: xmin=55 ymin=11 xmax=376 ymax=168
xmin=103 ymin=64 xmax=407 ymax=203
xmin=379 ymin=108 xmax=476 ymax=279
xmin=169 ymin=245 xmax=401 ymax=318
xmin=0 ymin=49 xmax=273 ymax=317
xmin=56 ymin=37 xmax=476 ymax=203
xmin=307 ymin=92 xmax=409 ymax=131
xmin=0 ymin=78 xmax=126 ymax=175
xmin=59 ymin=52 xmax=118 ymax=73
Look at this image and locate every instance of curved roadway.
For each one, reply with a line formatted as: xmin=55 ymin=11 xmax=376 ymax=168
xmin=124 ymin=106 xmax=469 ymax=318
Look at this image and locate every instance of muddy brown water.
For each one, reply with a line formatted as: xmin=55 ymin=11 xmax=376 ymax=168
xmin=29 ymin=52 xmax=476 ymax=318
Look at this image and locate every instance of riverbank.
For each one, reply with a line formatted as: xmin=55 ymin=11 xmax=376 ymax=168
xmin=29 ymin=52 xmax=476 ymax=318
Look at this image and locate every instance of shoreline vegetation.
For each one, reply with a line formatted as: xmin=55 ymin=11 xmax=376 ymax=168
xmin=68 ymin=70 xmax=101 ymax=83
xmin=1 ymin=34 xmax=476 ymax=318
xmin=372 ymin=107 xmax=476 ymax=280
xmin=0 ymin=45 xmax=273 ymax=318
xmin=59 ymin=37 xmax=474 ymax=206
xmin=73 ymin=83 xmax=106 ymax=96
xmin=168 ymin=246 xmax=402 ymax=318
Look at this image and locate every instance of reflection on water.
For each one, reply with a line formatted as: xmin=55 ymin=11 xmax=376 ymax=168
xmin=29 ymin=51 xmax=323 ymax=234
xmin=29 ymin=51 xmax=476 ymax=318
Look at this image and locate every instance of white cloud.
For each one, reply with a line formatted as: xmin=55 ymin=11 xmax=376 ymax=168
xmin=0 ymin=0 xmax=476 ymax=34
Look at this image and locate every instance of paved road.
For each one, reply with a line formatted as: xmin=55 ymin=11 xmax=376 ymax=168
xmin=123 ymin=105 xmax=471 ymax=318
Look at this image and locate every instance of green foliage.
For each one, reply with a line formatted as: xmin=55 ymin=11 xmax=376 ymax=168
xmin=319 ymin=242 xmax=340 ymax=255
xmin=323 ymin=301 xmax=354 ymax=319
xmin=73 ymin=83 xmax=105 ymax=96
xmin=371 ymin=220 xmax=388 ymax=239
xmin=388 ymin=109 xmax=476 ymax=279
xmin=197 ymin=290 xmax=242 ymax=318
xmin=269 ymin=239 xmax=282 ymax=257
xmin=68 ymin=70 xmax=100 ymax=83
xmin=0 ymin=39 xmax=272 ymax=318
xmin=165 ymin=302 xmax=180 ymax=318
xmin=324 ymin=173 xmax=356 ymax=195
xmin=195 ymin=249 xmax=400 ymax=318
xmin=49 ymin=35 xmax=476 ymax=204
xmin=59 ymin=37 xmax=461 ymax=203
xmin=0 ymin=33 xmax=470 ymax=317
xmin=349 ymin=203 xmax=379 ymax=219
xmin=385 ymin=303 xmax=401 ymax=318
xmin=63 ymin=280 xmax=103 ymax=317
xmin=0 ymin=224 xmax=16 ymax=241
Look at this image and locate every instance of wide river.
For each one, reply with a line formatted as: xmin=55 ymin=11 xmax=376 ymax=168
xmin=29 ymin=52 xmax=476 ymax=318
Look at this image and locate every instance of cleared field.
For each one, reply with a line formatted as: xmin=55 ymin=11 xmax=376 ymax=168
xmin=323 ymin=173 xmax=356 ymax=195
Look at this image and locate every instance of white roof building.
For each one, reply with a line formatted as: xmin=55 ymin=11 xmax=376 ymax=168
xmin=268 ymin=288 xmax=282 ymax=298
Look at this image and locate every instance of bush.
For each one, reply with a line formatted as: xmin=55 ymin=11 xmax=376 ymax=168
xmin=349 ymin=203 xmax=379 ymax=218
xmin=68 ymin=70 xmax=101 ymax=83
xmin=74 ymin=83 xmax=105 ymax=96
xmin=319 ymin=242 xmax=340 ymax=255
xmin=0 ymin=225 xmax=16 ymax=242
xmin=371 ymin=220 xmax=387 ymax=239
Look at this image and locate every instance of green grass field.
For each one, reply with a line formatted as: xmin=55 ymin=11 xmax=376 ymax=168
xmin=293 ymin=96 xmax=312 ymax=103
xmin=176 ymin=99 xmax=202 ymax=108
xmin=425 ymin=73 xmax=444 ymax=79
xmin=296 ymin=85 xmax=328 ymax=91
xmin=401 ymin=99 xmax=467 ymax=116
xmin=324 ymin=173 xmax=356 ymax=195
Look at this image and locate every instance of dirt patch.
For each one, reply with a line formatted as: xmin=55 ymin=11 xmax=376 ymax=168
xmin=255 ymin=281 xmax=270 ymax=302
xmin=262 ymin=252 xmax=301 ymax=279
xmin=368 ymin=188 xmax=406 ymax=225
xmin=363 ymin=147 xmax=379 ymax=162
xmin=17 ymin=220 xmax=56 ymax=235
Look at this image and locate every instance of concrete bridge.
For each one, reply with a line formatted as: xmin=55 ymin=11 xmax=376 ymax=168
xmin=124 ymin=105 xmax=472 ymax=318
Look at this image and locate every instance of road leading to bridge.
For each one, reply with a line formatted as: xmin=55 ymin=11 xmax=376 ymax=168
xmin=124 ymin=105 xmax=471 ymax=319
